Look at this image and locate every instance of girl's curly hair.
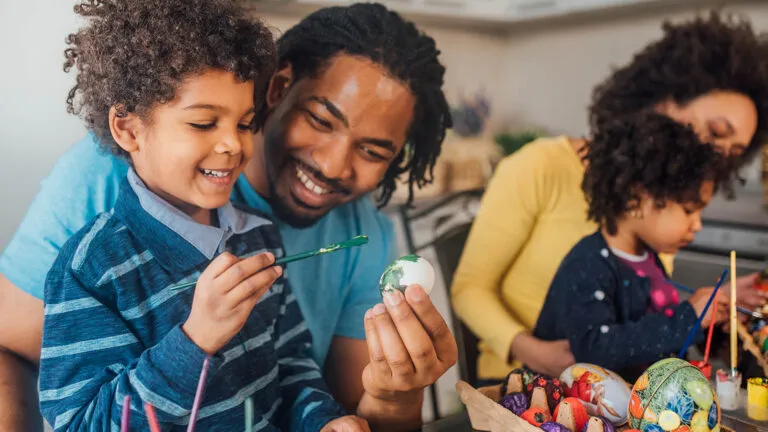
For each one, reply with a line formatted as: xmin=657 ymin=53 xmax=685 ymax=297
xmin=589 ymin=10 xmax=768 ymax=164
xmin=583 ymin=112 xmax=732 ymax=235
xmin=64 ymin=0 xmax=277 ymax=157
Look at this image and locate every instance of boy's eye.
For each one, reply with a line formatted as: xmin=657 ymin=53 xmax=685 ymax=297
xmin=189 ymin=122 xmax=215 ymax=130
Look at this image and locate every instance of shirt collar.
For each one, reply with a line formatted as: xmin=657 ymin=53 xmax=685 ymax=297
xmin=116 ymin=168 xmax=270 ymax=273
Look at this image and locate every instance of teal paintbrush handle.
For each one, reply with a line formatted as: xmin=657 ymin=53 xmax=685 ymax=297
xmin=170 ymin=235 xmax=368 ymax=291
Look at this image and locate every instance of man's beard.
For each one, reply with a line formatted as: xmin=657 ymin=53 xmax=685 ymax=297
xmin=265 ymin=179 xmax=325 ymax=229
xmin=262 ymin=119 xmax=327 ymax=229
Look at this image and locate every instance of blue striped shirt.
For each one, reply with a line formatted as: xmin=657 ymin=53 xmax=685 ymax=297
xmin=40 ymin=170 xmax=346 ymax=431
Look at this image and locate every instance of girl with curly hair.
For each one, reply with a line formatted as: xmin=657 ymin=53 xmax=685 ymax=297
xmin=38 ymin=0 xmax=366 ymax=430
xmin=534 ymin=113 xmax=731 ymax=381
xmin=452 ymin=11 xmax=768 ymax=382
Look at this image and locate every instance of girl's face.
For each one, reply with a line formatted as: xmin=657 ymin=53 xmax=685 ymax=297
xmin=115 ymin=69 xmax=255 ymax=222
xmin=632 ymin=180 xmax=715 ymax=254
xmin=657 ymin=91 xmax=758 ymax=158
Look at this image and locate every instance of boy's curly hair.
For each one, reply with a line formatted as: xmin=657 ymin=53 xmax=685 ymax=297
xmin=589 ymin=10 xmax=768 ymax=163
xmin=64 ymin=0 xmax=277 ymax=157
xmin=583 ymin=112 xmax=732 ymax=235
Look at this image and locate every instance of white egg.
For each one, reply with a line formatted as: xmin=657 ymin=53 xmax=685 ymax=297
xmin=378 ymin=254 xmax=435 ymax=296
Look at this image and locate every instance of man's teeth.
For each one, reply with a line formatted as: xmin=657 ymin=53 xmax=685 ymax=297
xmin=201 ymin=169 xmax=230 ymax=178
xmin=296 ymin=167 xmax=330 ymax=195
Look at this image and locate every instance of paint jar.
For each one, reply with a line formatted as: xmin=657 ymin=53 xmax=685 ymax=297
xmin=747 ymin=378 xmax=768 ymax=421
xmin=689 ymin=360 xmax=712 ymax=380
xmin=715 ymin=369 xmax=742 ymax=411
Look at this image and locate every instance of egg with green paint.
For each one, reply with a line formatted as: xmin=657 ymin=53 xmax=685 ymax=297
xmin=378 ymin=254 xmax=435 ymax=296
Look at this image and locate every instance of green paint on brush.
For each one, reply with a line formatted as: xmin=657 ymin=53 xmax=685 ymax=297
xmin=170 ymin=235 xmax=369 ymax=291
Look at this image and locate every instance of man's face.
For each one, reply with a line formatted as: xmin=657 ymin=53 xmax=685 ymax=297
xmin=260 ymin=54 xmax=415 ymax=227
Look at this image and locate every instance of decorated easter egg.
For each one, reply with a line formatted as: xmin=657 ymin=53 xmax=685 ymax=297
xmin=378 ymin=254 xmax=434 ymax=296
xmin=525 ymin=374 xmax=566 ymax=413
xmin=501 ymin=367 xmax=537 ymax=396
xmin=628 ymin=358 xmax=719 ymax=432
xmin=554 ymin=397 xmax=590 ymax=432
xmin=582 ymin=416 xmax=616 ymax=432
xmin=541 ymin=422 xmax=571 ymax=432
xmin=499 ymin=392 xmax=529 ymax=416
xmin=521 ymin=407 xmax=551 ymax=427
xmin=560 ymin=363 xmax=631 ymax=425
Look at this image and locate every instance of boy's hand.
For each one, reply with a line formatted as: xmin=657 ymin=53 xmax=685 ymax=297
xmin=320 ymin=416 xmax=371 ymax=432
xmin=688 ymin=287 xmax=729 ymax=328
xmin=182 ymin=252 xmax=281 ymax=354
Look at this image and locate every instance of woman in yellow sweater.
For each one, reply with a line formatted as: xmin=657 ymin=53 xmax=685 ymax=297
xmin=451 ymin=11 xmax=768 ymax=382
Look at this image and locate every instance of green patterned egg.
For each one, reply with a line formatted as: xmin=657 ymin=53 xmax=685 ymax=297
xmin=378 ymin=254 xmax=435 ymax=296
xmin=628 ymin=358 xmax=719 ymax=432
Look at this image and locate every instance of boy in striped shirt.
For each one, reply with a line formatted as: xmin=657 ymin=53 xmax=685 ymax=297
xmin=39 ymin=1 xmax=366 ymax=431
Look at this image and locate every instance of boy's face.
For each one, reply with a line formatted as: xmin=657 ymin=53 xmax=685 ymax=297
xmin=634 ymin=180 xmax=715 ymax=254
xmin=120 ymin=70 xmax=256 ymax=221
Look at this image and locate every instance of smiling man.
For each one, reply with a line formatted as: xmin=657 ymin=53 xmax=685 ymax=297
xmin=0 ymin=3 xmax=456 ymax=431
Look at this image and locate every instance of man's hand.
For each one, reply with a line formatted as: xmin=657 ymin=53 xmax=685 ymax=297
xmin=358 ymin=285 xmax=457 ymax=429
xmin=509 ymin=332 xmax=575 ymax=377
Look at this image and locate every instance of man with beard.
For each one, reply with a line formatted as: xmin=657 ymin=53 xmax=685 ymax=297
xmin=0 ymin=4 xmax=456 ymax=430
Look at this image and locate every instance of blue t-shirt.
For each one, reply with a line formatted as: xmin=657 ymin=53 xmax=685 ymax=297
xmin=0 ymin=134 xmax=397 ymax=366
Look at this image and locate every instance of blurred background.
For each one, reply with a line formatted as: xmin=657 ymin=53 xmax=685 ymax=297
xmin=3 ymin=0 xmax=768 ymax=425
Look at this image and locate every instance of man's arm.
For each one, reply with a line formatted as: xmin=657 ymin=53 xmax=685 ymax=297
xmin=0 ymin=275 xmax=45 ymax=432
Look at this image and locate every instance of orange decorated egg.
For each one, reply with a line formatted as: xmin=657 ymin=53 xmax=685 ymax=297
xmin=521 ymin=407 xmax=551 ymax=427
xmin=554 ymin=397 xmax=589 ymax=432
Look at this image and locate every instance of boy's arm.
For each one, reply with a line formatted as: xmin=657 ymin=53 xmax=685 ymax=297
xmin=274 ymin=281 xmax=346 ymax=432
xmin=41 ymin=260 xmax=222 ymax=431
xmin=556 ymin=260 xmax=700 ymax=372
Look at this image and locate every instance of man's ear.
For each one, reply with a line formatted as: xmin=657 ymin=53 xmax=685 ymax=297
xmin=266 ymin=64 xmax=294 ymax=109
xmin=108 ymin=104 xmax=142 ymax=154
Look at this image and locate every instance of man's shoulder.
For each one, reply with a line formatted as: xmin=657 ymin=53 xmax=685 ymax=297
xmin=48 ymin=133 xmax=128 ymax=185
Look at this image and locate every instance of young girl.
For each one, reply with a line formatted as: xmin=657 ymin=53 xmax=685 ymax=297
xmin=39 ymin=1 xmax=365 ymax=430
xmin=533 ymin=112 xmax=731 ymax=382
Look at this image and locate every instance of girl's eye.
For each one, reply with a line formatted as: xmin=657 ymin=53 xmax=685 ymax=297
xmin=189 ymin=123 xmax=215 ymax=130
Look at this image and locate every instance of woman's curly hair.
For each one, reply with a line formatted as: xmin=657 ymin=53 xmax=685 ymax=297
xmin=589 ymin=10 xmax=768 ymax=163
xmin=64 ymin=0 xmax=277 ymax=157
xmin=583 ymin=112 xmax=732 ymax=235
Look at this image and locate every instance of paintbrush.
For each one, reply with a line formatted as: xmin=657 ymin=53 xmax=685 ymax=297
xmin=170 ymin=235 xmax=368 ymax=291
xmin=678 ymin=269 xmax=728 ymax=358
xmin=667 ymin=279 xmax=765 ymax=320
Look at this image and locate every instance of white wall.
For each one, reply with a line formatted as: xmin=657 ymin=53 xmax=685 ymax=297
xmin=0 ymin=0 xmax=85 ymax=250
xmin=499 ymin=2 xmax=768 ymax=136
